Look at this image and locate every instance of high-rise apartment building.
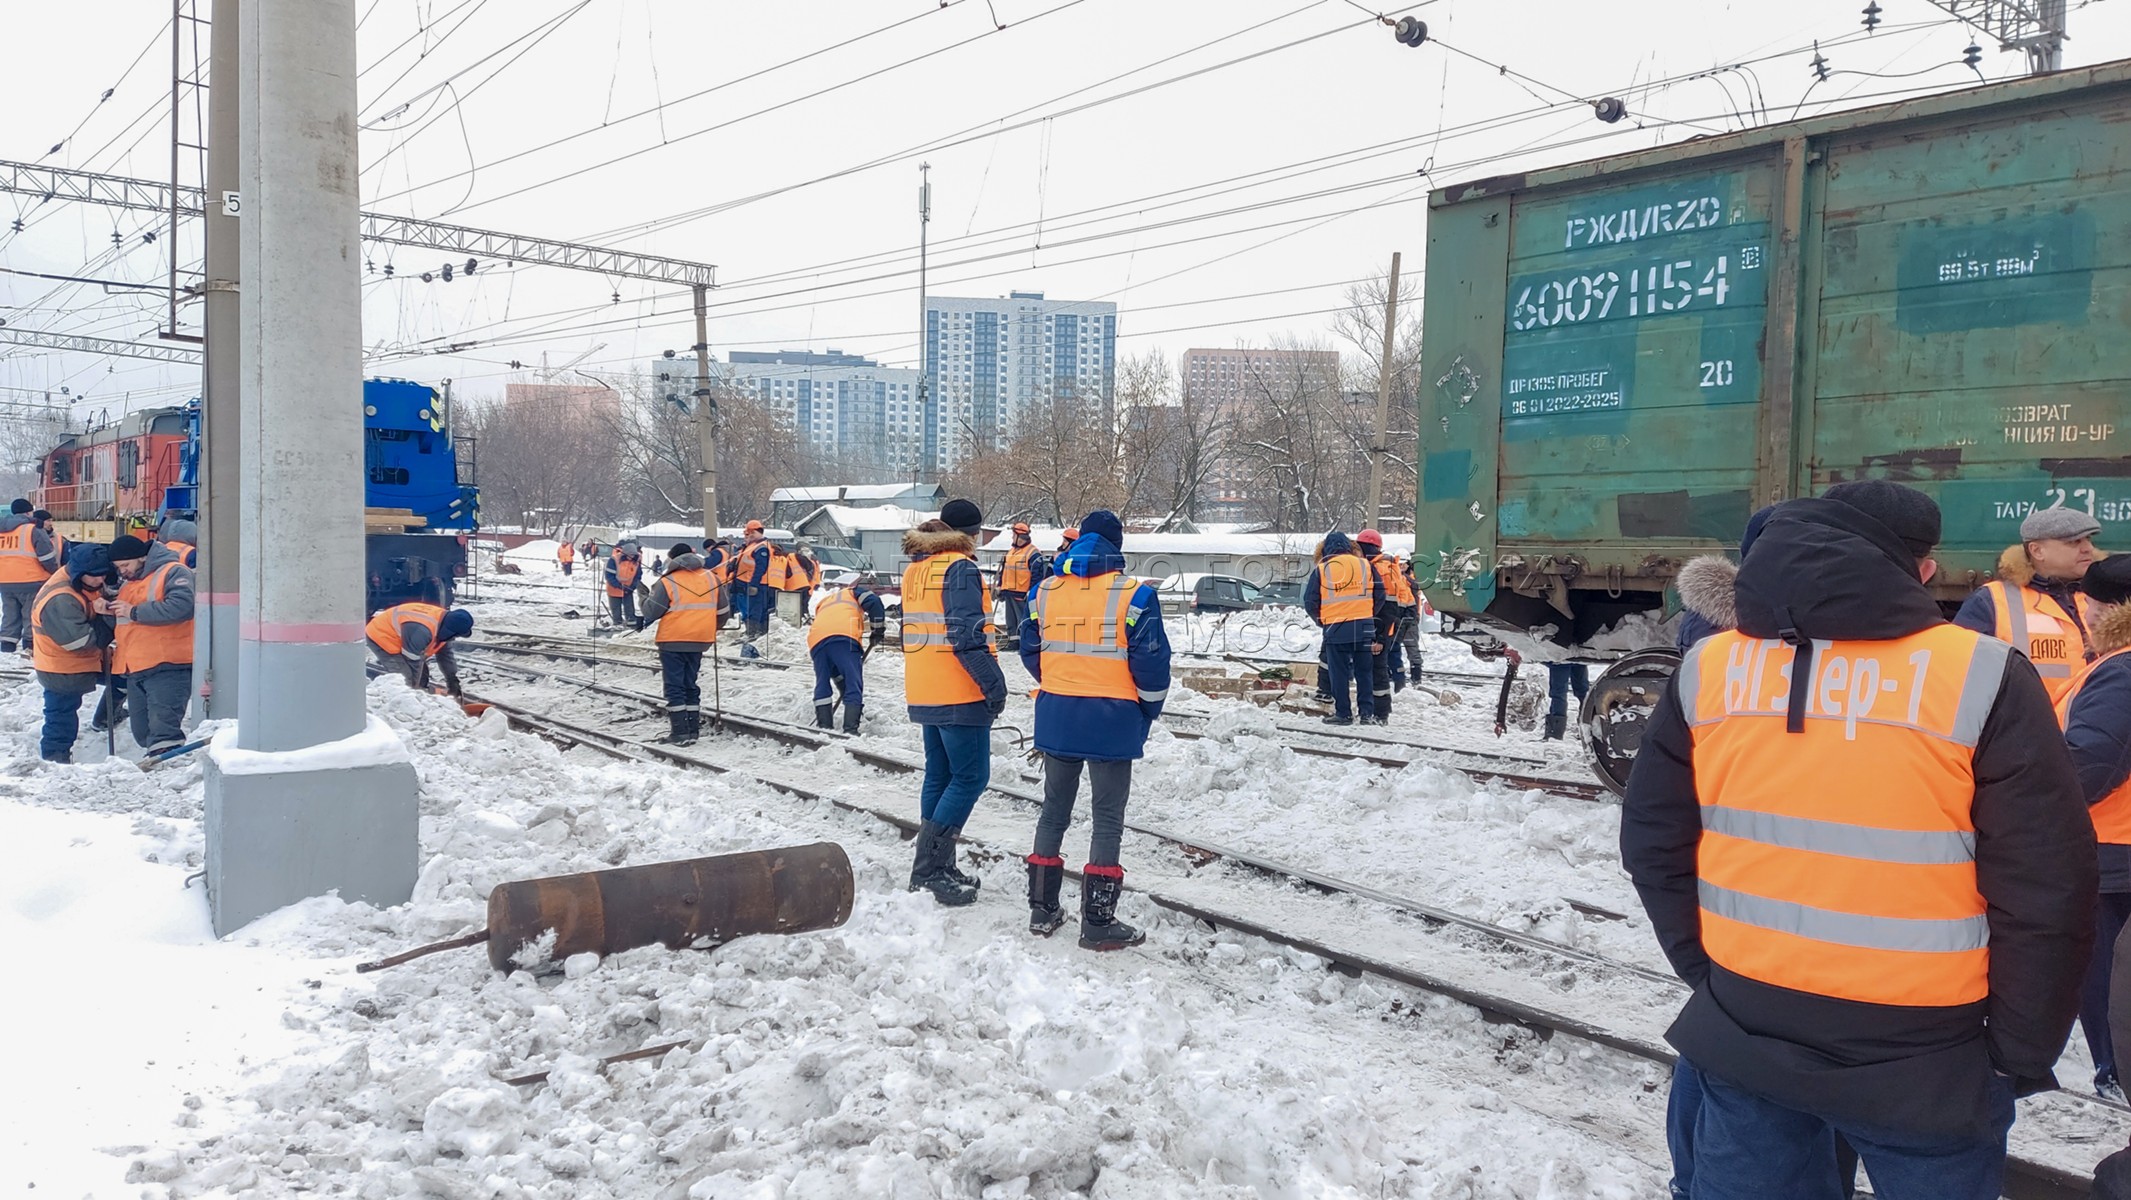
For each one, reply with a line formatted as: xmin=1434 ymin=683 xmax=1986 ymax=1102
xmin=650 ymin=350 xmax=922 ymax=472
xmin=922 ymin=291 xmax=1117 ymax=471
xmin=1179 ymin=346 xmax=1344 ymax=516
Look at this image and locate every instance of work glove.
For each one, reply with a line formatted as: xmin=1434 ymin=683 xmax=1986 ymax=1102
xmin=985 ymin=691 xmax=1007 ymax=720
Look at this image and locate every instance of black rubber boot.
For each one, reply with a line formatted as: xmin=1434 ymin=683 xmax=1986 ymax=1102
xmin=943 ymin=824 xmax=981 ymax=890
xmin=908 ymin=821 xmax=976 ymax=906
xmin=1078 ymin=868 xmax=1142 ymax=950
xmin=667 ymin=711 xmax=691 ymax=743
xmin=1367 ymin=695 xmax=1391 ymax=725
xmin=1026 ymin=855 xmax=1066 ymax=936
xmin=814 ymin=702 xmax=834 ymax=729
xmin=841 ymin=701 xmax=863 ymax=736
xmin=1544 ymin=711 xmax=1568 ymax=741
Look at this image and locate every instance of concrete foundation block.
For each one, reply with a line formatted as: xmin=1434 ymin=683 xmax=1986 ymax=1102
xmin=203 ymin=752 xmax=419 ymax=937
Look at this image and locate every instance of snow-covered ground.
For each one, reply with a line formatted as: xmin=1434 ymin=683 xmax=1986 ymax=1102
xmin=4 ymin=564 xmax=2119 ymax=1196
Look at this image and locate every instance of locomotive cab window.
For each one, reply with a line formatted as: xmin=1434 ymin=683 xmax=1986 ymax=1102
xmin=49 ymin=455 xmax=70 ymax=485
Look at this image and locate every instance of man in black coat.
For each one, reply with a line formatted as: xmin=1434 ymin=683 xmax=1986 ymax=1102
xmin=1622 ymin=480 xmax=2093 ymax=1200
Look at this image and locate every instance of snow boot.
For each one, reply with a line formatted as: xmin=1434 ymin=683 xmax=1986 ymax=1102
xmin=1026 ymin=854 xmax=1066 ymax=935
xmin=1321 ymin=714 xmax=1353 ymax=726
xmin=814 ymin=702 xmax=835 ymax=730
xmin=908 ymin=821 xmax=976 ymax=907
xmin=1078 ymin=866 xmax=1143 ymax=951
xmin=943 ymin=824 xmax=982 ymax=890
xmin=1544 ymin=711 xmax=1568 ymax=741
xmin=841 ymin=701 xmax=863 ymax=736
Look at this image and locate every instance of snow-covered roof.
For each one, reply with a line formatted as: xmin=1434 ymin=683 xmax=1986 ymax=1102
xmin=801 ymin=504 xmax=938 ymax=533
xmin=770 ymin=483 xmax=939 ymax=503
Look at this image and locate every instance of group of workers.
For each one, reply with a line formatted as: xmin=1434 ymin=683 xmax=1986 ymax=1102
xmin=25 ymin=507 xmax=200 ymax=761
xmin=1304 ymin=527 xmax=1424 ymax=725
xmin=1626 ymin=484 xmax=2131 ymax=1199
xmin=563 ymin=524 xmax=821 ymax=648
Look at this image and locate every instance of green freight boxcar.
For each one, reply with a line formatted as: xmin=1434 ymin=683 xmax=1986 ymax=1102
xmin=1415 ymin=58 xmax=2131 ymax=643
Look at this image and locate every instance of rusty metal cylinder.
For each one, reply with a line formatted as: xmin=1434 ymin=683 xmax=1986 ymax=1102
xmin=485 ymin=842 xmax=853 ymax=971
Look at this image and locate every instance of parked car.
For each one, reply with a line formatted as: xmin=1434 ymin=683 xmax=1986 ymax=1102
xmin=1257 ymin=579 xmax=1305 ymax=607
xmin=1155 ymin=573 xmax=1274 ymax=614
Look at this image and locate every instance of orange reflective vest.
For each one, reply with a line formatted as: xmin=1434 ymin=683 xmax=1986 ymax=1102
xmin=113 ymin=562 xmax=192 ymax=673
xmin=0 ymin=522 xmax=48 ymax=584
xmin=778 ymin=555 xmax=817 ymax=592
xmin=1031 ymin=573 xmax=1141 ymax=700
xmin=1371 ymin=554 xmax=1414 ymax=607
xmin=31 ymin=573 xmax=102 ymax=675
xmin=652 ymin=569 xmax=722 ymax=644
xmin=2059 ymin=646 xmax=2131 ymax=846
xmin=808 ymin=588 xmax=865 ymax=650
xmin=1317 ymin=553 xmax=1372 ymax=625
xmin=1001 ymin=544 xmax=1039 ymax=594
xmin=1676 ymin=625 xmax=2008 ymax=1008
xmin=162 ymin=540 xmax=195 ymax=566
xmin=606 ymin=556 xmax=640 ymax=598
xmin=900 ymin=551 xmax=994 ymax=706
xmin=760 ymin=552 xmax=792 ymax=591
xmin=558 ymin=543 xmax=575 ymax=563
xmin=1986 ymin=580 xmax=2095 ymax=704
xmin=366 ymin=602 xmax=445 ymax=658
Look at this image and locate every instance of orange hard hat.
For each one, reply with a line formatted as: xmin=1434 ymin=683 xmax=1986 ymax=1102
xmin=744 ymin=519 xmax=764 ymax=534
xmin=1062 ymin=526 xmax=1080 ymax=540
xmin=1356 ymin=528 xmax=1384 ymax=548
xmin=1012 ymin=522 xmax=1030 ymax=534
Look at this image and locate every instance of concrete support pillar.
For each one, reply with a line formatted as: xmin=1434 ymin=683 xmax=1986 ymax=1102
xmin=195 ymin=0 xmax=240 ymax=719
xmin=208 ymin=0 xmax=415 ymax=937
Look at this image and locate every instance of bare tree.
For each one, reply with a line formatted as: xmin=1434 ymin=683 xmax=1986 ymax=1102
xmin=466 ymin=387 xmax=619 ymax=534
xmin=0 ymin=403 xmax=68 ymax=500
xmin=1332 ymin=270 xmax=1423 ymax=530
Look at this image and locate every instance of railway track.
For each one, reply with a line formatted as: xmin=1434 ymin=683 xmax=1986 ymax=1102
xmin=460 ymin=631 xmax=1608 ymax=800
xmin=449 ymin=671 xmax=2111 ymax=1199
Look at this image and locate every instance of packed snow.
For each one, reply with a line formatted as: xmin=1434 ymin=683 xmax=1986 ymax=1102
xmin=3 ymin=562 xmax=2120 ymax=1196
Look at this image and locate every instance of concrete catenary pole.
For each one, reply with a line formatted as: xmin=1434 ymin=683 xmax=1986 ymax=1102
xmin=234 ymin=0 xmax=366 ymax=750
xmin=195 ymin=0 xmax=240 ymax=718
xmin=694 ymin=284 xmax=719 ymax=539
xmin=1364 ymin=251 xmax=1402 ymax=530
xmin=207 ymin=0 xmax=416 ymax=937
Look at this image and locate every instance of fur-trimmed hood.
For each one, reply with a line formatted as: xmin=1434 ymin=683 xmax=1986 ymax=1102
xmin=1675 ymin=555 xmax=1737 ymax=630
xmin=2093 ymin=602 xmax=2131 ymax=657
xmin=1996 ymin=544 xmax=2035 ymax=587
xmin=902 ymin=527 xmax=974 ymax=559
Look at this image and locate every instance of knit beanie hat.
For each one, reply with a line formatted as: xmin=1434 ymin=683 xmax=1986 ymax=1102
xmin=107 ymin=535 xmax=151 ymax=561
xmin=1079 ymin=509 xmax=1125 ymax=548
xmin=1822 ymin=480 xmax=1941 ymax=556
xmin=940 ymin=498 xmax=984 ymax=537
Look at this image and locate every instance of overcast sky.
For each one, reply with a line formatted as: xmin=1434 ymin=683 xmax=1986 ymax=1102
xmin=2 ymin=0 xmax=2126 ymax=422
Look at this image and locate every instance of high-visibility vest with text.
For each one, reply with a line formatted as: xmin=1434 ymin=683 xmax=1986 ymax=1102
xmin=0 ymin=523 xmax=47 ymax=584
xmin=1986 ymin=580 xmax=2095 ymax=704
xmin=900 ymin=552 xmax=994 ymax=706
xmin=1318 ymin=553 xmax=1372 ymax=625
xmin=1031 ymin=573 xmax=1148 ymax=701
xmin=653 ymin=569 xmax=721 ymax=644
xmin=1677 ymin=625 xmax=2008 ymax=1007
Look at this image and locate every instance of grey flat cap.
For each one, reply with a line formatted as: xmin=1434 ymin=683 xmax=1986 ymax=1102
xmin=2022 ymin=507 xmax=2102 ymax=542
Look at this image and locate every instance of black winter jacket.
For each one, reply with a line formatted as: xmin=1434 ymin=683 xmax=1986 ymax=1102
xmin=1620 ymin=497 xmax=2095 ymax=1138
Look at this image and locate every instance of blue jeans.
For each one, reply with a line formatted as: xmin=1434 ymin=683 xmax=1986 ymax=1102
xmin=1546 ymin=662 xmax=1589 ymax=720
xmin=1325 ymin=641 xmax=1375 ymax=721
xmin=1686 ymin=1058 xmax=2011 ymax=1200
xmin=41 ymin=688 xmax=86 ymax=761
xmin=919 ymin=722 xmax=990 ymax=829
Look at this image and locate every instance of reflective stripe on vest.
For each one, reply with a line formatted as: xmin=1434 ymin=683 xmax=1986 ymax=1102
xmin=2058 ymin=645 xmax=2131 ymax=845
xmin=0 ymin=523 xmax=46 ymax=584
xmin=899 ymin=551 xmax=995 ymax=706
xmin=1031 ymin=573 xmax=1151 ymax=701
xmin=654 ymin=570 xmax=722 ymax=644
xmin=808 ymin=589 xmax=865 ymax=650
xmin=31 ymin=573 xmax=101 ymax=675
xmin=1318 ymin=554 xmax=1371 ymax=625
xmin=113 ymin=561 xmax=192 ymax=673
xmin=1989 ymin=579 xmax=2093 ymax=701
xmin=1677 ymin=625 xmax=2006 ymax=1007
xmin=1371 ymin=554 xmax=1414 ymax=607
xmin=365 ymin=602 xmax=444 ymax=659
xmin=1001 ymin=544 xmax=1036 ymax=594
xmin=607 ymin=556 xmax=640 ymax=597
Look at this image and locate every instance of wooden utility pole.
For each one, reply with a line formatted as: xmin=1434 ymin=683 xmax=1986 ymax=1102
xmin=1364 ymin=251 xmax=1402 ymax=529
xmin=694 ymin=284 xmax=718 ymax=540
